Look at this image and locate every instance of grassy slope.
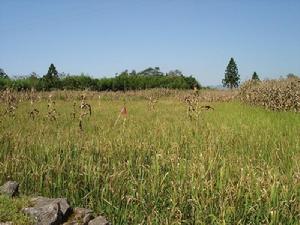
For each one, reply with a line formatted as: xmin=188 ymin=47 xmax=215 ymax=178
xmin=0 ymin=99 xmax=299 ymax=224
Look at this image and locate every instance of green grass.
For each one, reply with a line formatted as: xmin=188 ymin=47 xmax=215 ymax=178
xmin=0 ymin=97 xmax=299 ymax=224
xmin=0 ymin=195 xmax=32 ymax=224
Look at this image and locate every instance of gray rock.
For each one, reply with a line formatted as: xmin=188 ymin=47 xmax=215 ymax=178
xmin=31 ymin=197 xmax=72 ymax=219
xmin=0 ymin=222 xmax=14 ymax=225
xmin=88 ymin=216 xmax=111 ymax=225
xmin=22 ymin=197 xmax=72 ymax=225
xmin=0 ymin=181 xmax=19 ymax=197
xmin=63 ymin=207 xmax=94 ymax=225
xmin=23 ymin=202 xmax=63 ymax=225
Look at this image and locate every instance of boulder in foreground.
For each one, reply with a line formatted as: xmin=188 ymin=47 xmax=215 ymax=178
xmin=22 ymin=197 xmax=72 ymax=225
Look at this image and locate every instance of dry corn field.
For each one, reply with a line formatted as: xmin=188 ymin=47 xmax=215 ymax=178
xmin=0 ymin=89 xmax=299 ymax=224
xmin=239 ymin=78 xmax=300 ymax=112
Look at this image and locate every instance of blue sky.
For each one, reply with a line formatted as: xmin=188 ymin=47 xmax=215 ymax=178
xmin=1 ymin=0 xmax=300 ymax=85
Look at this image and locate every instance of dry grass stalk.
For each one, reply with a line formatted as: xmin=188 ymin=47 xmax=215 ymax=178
xmin=2 ymin=89 xmax=18 ymax=117
xmin=28 ymin=88 xmax=39 ymax=120
xmin=78 ymin=94 xmax=92 ymax=131
xmin=184 ymin=93 xmax=200 ymax=120
xmin=71 ymin=101 xmax=76 ymax=119
xmin=29 ymin=108 xmax=39 ymax=120
xmin=148 ymin=96 xmax=158 ymax=111
xmin=47 ymin=95 xmax=57 ymax=121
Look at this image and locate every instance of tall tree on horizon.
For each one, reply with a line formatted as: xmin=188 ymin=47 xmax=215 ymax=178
xmin=222 ymin=58 xmax=240 ymax=89
xmin=251 ymin=71 xmax=260 ymax=81
xmin=44 ymin=64 xmax=58 ymax=80
xmin=43 ymin=63 xmax=59 ymax=90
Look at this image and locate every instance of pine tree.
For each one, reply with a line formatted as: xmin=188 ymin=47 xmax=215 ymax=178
xmin=251 ymin=72 xmax=260 ymax=81
xmin=44 ymin=64 xmax=58 ymax=80
xmin=222 ymin=58 xmax=240 ymax=89
xmin=43 ymin=64 xmax=59 ymax=90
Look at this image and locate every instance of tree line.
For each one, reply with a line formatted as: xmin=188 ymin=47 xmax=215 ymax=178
xmin=0 ymin=65 xmax=200 ymax=91
xmin=2 ymin=58 xmax=292 ymax=92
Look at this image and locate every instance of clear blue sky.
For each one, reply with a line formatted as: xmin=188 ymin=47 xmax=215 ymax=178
xmin=1 ymin=0 xmax=300 ymax=85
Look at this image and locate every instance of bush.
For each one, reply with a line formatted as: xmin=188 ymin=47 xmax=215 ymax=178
xmin=0 ymin=68 xmax=200 ymax=91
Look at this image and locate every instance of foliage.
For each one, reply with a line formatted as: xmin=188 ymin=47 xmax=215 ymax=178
xmin=0 ymin=68 xmax=9 ymax=79
xmin=251 ymin=71 xmax=260 ymax=81
xmin=0 ymin=68 xmax=10 ymax=91
xmin=0 ymin=77 xmax=11 ymax=91
xmin=222 ymin=58 xmax=240 ymax=89
xmin=286 ymin=73 xmax=299 ymax=79
xmin=0 ymin=66 xmax=200 ymax=91
xmin=44 ymin=64 xmax=59 ymax=80
xmin=61 ymin=74 xmax=98 ymax=90
xmin=42 ymin=64 xmax=60 ymax=90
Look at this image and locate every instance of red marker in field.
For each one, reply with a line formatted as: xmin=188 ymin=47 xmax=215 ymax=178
xmin=114 ymin=106 xmax=128 ymax=127
xmin=120 ymin=106 xmax=128 ymax=116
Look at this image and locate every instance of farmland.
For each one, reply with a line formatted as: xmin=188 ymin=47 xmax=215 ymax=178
xmin=0 ymin=89 xmax=299 ymax=224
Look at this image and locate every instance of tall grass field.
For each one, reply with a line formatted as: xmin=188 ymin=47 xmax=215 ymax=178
xmin=0 ymin=92 xmax=299 ymax=224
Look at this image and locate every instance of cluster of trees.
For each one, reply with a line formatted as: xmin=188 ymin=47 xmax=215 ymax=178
xmin=0 ymin=65 xmax=200 ymax=91
xmin=222 ymin=58 xmax=260 ymax=88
